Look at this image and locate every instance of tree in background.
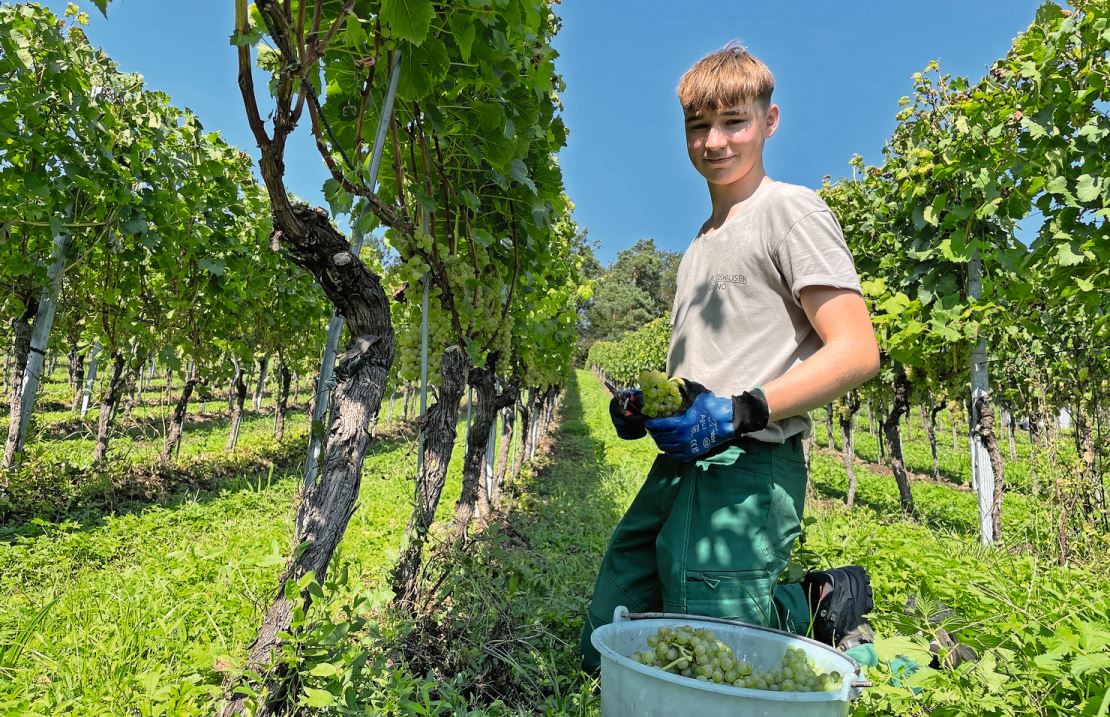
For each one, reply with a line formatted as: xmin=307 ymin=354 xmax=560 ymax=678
xmin=577 ymin=238 xmax=680 ymax=360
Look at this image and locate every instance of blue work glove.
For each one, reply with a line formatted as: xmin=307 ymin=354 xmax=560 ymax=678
xmin=609 ymin=388 xmax=647 ymax=440
xmin=644 ymin=380 xmax=769 ymax=462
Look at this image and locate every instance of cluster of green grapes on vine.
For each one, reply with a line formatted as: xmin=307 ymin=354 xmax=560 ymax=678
xmin=387 ymin=225 xmax=524 ymax=383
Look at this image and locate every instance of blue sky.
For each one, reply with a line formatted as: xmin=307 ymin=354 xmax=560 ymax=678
xmin=49 ymin=0 xmax=1045 ymax=264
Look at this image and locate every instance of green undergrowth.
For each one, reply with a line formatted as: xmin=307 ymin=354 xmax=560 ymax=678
xmin=807 ymin=411 xmax=1102 ymax=569
xmin=0 ymin=366 xmax=315 ymax=467
xmin=0 ymin=418 xmax=459 ymax=716
xmin=806 ymin=452 xmax=1057 ymax=557
xmin=1 ymin=369 xmax=333 ymax=524
xmin=0 ymin=412 xmax=311 ymax=524
xmin=0 ymin=369 xmax=271 ymax=437
xmin=809 ymin=406 xmax=1071 ymax=497
xmin=2 ymin=369 xmax=1107 ymax=716
xmin=805 ymin=496 xmax=1110 ymax=716
xmin=5 ymin=399 xmax=306 ymax=471
xmin=293 ymin=370 xmax=1106 ymax=717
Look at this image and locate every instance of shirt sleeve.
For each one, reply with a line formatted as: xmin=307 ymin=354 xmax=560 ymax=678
xmin=772 ymin=209 xmax=863 ymax=305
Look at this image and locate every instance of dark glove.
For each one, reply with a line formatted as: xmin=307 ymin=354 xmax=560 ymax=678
xmin=644 ymin=379 xmax=769 ymax=461
xmin=609 ymin=388 xmax=646 ymax=440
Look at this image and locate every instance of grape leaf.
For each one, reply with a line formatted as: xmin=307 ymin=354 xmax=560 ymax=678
xmin=380 ymin=0 xmax=435 ymax=45
xmin=1056 ymin=242 xmax=1087 ymax=266
xmin=1075 ymin=174 xmax=1103 ymax=203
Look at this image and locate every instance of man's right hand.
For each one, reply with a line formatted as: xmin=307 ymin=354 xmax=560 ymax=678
xmin=609 ymin=389 xmax=646 ymax=440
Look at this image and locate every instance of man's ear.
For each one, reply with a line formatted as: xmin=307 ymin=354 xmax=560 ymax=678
xmin=764 ymin=103 xmax=780 ymax=138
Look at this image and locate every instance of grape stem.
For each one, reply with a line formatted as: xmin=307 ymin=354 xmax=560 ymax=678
xmin=660 ymin=645 xmax=693 ymax=672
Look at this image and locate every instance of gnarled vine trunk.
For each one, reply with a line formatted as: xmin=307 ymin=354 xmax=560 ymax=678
xmin=972 ymin=393 xmax=1005 ymax=544
xmin=882 ymin=366 xmax=914 ymax=515
xmin=1005 ymin=407 xmax=1017 ymax=460
xmin=306 ymin=370 xmax=319 ymax=424
xmin=546 ymin=385 xmax=559 ymax=426
xmin=514 ymin=389 xmax=535 ymax=476
xmin=274 ymin=360 xmax=291 ymax=441
xmin=391 ymin=346 xmax=467 ymax=609
xmin=928 ymin=400 xmax=944 ymax=481
xmin=225 ymin=359 xmax=248 ymax=453
xmin=222 ymin=205 xmax=395 ymax=717
xmin=876 ymin=399 xmax=887 ymax=461
xmin=92 ymin=350 xmax=128 ymax=466
xmin=825 ymin=402 xmax=836 ymax=451
xmin=1072 ymin=404 xmax=1099 ymax=522
xmin=253 ymin=356 xmax=269 ymax=410
xmin=221 ymin=3 xmax=405 ymax=710
xmin=3 ymin=299 xmax=38 ymax=468
xmin=454 ymin=364 xmax=498 ymax=541
xmin=124 ymin=358 xmax=143 ymax=421
xmin=454 ymin=369 xmax=518 ymax=538
xmin=162 ymin=376 xmax=197 ymax=461
xmin=70 ymin=350 xmax=86 ymax=413
xmin=840 ymin=392 xmax=860 ymax=507
xmin=492 ymin=402 xmax=516 ymax=507
xmin=530 ymin=387 xmax=547 ymax=459
xmin=67 ymin=345 xmax=82 ymax=392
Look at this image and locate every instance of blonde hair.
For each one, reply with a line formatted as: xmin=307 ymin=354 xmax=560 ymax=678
xmin=677 ymin=41 xmax=775 ymax=116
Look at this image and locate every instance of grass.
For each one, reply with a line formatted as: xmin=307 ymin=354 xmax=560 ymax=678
xmin=2 ymin=374 xmax=310 ymax=470
xmin=338 ymin=371 xmax=1107 ymax=717
xmin=0 ymin=368 xmax=1106 ymax=716
xmin=0 ymin=421 xmax=464 ymax=715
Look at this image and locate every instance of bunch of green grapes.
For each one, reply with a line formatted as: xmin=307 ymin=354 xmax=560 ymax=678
xmin=629 ymin=626 xmax=842 ymax=692
xmin=638 ymin=370 xmax=685 ymax=418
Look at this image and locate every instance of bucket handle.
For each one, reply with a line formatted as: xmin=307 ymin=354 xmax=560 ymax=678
xmin=621 ymin=608 xmax=872 ymax=690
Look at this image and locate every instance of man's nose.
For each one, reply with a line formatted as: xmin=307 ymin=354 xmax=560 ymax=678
xmin=705 ymin=125 xmax=727 ymax=148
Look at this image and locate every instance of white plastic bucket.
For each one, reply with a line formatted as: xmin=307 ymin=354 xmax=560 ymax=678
xmin=590 ymin=607 xmax=867 ymax=717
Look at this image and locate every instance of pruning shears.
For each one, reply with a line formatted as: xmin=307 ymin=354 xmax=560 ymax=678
xmin=603 ymin=379 xmax=644 ymax=418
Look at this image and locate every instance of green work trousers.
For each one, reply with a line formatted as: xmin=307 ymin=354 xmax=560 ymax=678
xmin=580 ymin=435 xmax=811 ymax=672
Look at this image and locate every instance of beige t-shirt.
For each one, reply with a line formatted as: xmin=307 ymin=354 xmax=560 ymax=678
xmin=667 ymin=180 xmax=863 ymax=443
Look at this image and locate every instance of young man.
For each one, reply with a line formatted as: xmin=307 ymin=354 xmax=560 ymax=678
xmin=580 ymin=43 xmax=881 ymax=672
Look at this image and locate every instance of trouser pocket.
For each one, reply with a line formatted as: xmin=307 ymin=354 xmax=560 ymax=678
xmin=667 ymin=569 xmax=774 ymax=625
